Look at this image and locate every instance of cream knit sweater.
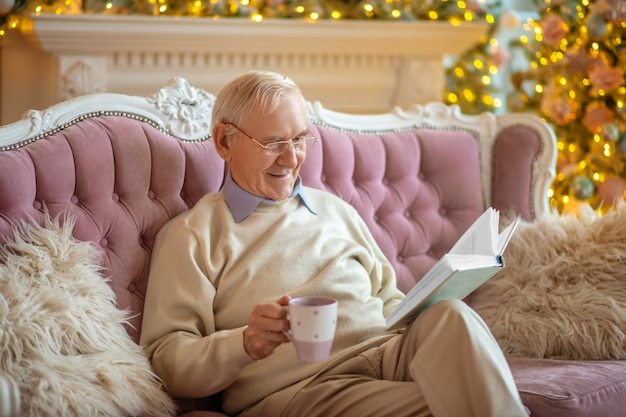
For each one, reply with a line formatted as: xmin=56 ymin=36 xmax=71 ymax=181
xmin=140 ymin=186 xmax=405 ymax=415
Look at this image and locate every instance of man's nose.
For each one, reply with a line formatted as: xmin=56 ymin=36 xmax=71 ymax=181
xmin=276 ymin=144 xmax=300 ymax=167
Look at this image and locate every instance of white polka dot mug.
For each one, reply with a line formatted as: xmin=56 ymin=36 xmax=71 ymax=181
xmin=285 ymin=296 xmax=338 ymax=362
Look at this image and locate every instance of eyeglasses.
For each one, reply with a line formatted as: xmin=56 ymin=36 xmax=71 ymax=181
xmin=226 ymin=123 xmax=318 ymax=156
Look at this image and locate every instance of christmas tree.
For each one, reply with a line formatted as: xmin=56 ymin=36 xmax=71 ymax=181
xmin=507 ymin=0 xmax=626 ymax=214
xmin=444 ymin=0 xmax=505 ymax=114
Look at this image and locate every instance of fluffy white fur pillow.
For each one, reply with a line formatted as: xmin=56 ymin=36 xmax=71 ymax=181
xmin=469 ymin=202 xmax=626 ymax=360
xmin=0 ymin=216 xmax=177 ymax=417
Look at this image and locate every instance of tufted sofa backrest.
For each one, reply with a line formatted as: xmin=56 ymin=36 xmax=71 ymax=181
xmin=0 ymin=115 xmax=225 ymax=342
xmin=0 ymin=78 xmax=556 ymax=345
xmin=300 ymin=118 xmax=554 ymax=292
xmin=301 ymin=125 xmax=484 ymax=293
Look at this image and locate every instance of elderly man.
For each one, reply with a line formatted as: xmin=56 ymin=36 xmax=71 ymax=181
xmin=140 ymin=70 xmax=527 ymax=417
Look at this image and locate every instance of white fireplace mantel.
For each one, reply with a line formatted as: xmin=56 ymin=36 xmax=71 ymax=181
xmin=1 ymin=14 xmax=486 ymax=124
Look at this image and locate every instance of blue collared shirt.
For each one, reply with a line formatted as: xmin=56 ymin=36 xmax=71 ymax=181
xmin=222 ymin=172 xmax=316 ymax=223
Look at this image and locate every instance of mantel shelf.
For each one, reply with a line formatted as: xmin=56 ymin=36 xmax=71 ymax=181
xmin=2 ymin=14 xmax=487 ymax=124
xmin=22 ymin=14 xmax=486 ymax=55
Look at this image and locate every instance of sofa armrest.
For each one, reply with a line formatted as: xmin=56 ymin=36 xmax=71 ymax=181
xmin=0 ymin=373 xmax=20 ymax=417
xmin=493 ymin=113 xmax=557 ymax=221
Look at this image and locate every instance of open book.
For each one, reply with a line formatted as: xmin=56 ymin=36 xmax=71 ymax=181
xmin=385 ymin=207 xmax=520 ymax=330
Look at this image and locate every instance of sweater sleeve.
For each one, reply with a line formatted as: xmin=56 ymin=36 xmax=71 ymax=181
xmin=346 ymin=203 xmax=405 ymax=319
xmin=139 ymin=218 xmax=255 ymax=399
xmin=369 ymin=231 xmax=405 ymax=318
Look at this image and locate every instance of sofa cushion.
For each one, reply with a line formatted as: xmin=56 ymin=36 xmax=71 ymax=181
xmin=301 ymin=124 xmax=485 ymax=293
xmin=469 ymin=202 xmax=626 ymax=360
xmin=0 ymin=215 xmax=176 ymax=416
xmin=509 ymin=357 xmax=626 ymax=417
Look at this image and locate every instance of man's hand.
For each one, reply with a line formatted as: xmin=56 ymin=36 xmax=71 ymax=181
xmin=243 ymin=295 xmax=291 ymax=361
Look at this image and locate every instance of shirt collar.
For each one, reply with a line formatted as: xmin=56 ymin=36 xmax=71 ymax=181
xmin=223 ymin=171 xmax=316 ymax=223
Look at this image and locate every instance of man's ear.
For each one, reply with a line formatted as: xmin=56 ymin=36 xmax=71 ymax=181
xmin=213 ymin=123 xmax=232 ymax=162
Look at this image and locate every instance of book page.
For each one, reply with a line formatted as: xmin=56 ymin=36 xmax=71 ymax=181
xmin=497 ymin=217 xmax=521 ymax=255
xmin=448 ymin=208 xmax=498 ymax=256
xmin=385 ymin=207 xmax=520 ymax=330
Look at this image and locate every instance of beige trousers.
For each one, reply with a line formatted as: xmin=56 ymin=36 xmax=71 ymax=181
xmin=279 ymin=299 xmax=527 ymax=417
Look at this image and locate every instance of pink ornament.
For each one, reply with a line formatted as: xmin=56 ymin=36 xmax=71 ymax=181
xmin=606 ymin=0 xmax=626 ymax=22
xmin=499 ymin=11 xmax=520 ymax=30
xmin=465 ymin=0 xmax=484 ymax=13
xmin=489 ymin=45 xmax=510 ymax=68
xmin=541 ymin=14 xmax=569 ymax=48
xmin=589 ymin=63 xmax=625 ymax=94
xmin=597 ymin=176 xmax=626 ymax=205
xmin=583 ymin=101 xmax=614 ymax=133
xmin=540 ymin=84 xmax=577 ymax=126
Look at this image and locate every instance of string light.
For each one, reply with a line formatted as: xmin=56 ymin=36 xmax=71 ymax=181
xmin=1 ymin=0 xmax=496 ymax=25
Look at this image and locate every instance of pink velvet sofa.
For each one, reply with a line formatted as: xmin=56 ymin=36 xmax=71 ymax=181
xmin=1 ymin=77 xmax=626 ymax=416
